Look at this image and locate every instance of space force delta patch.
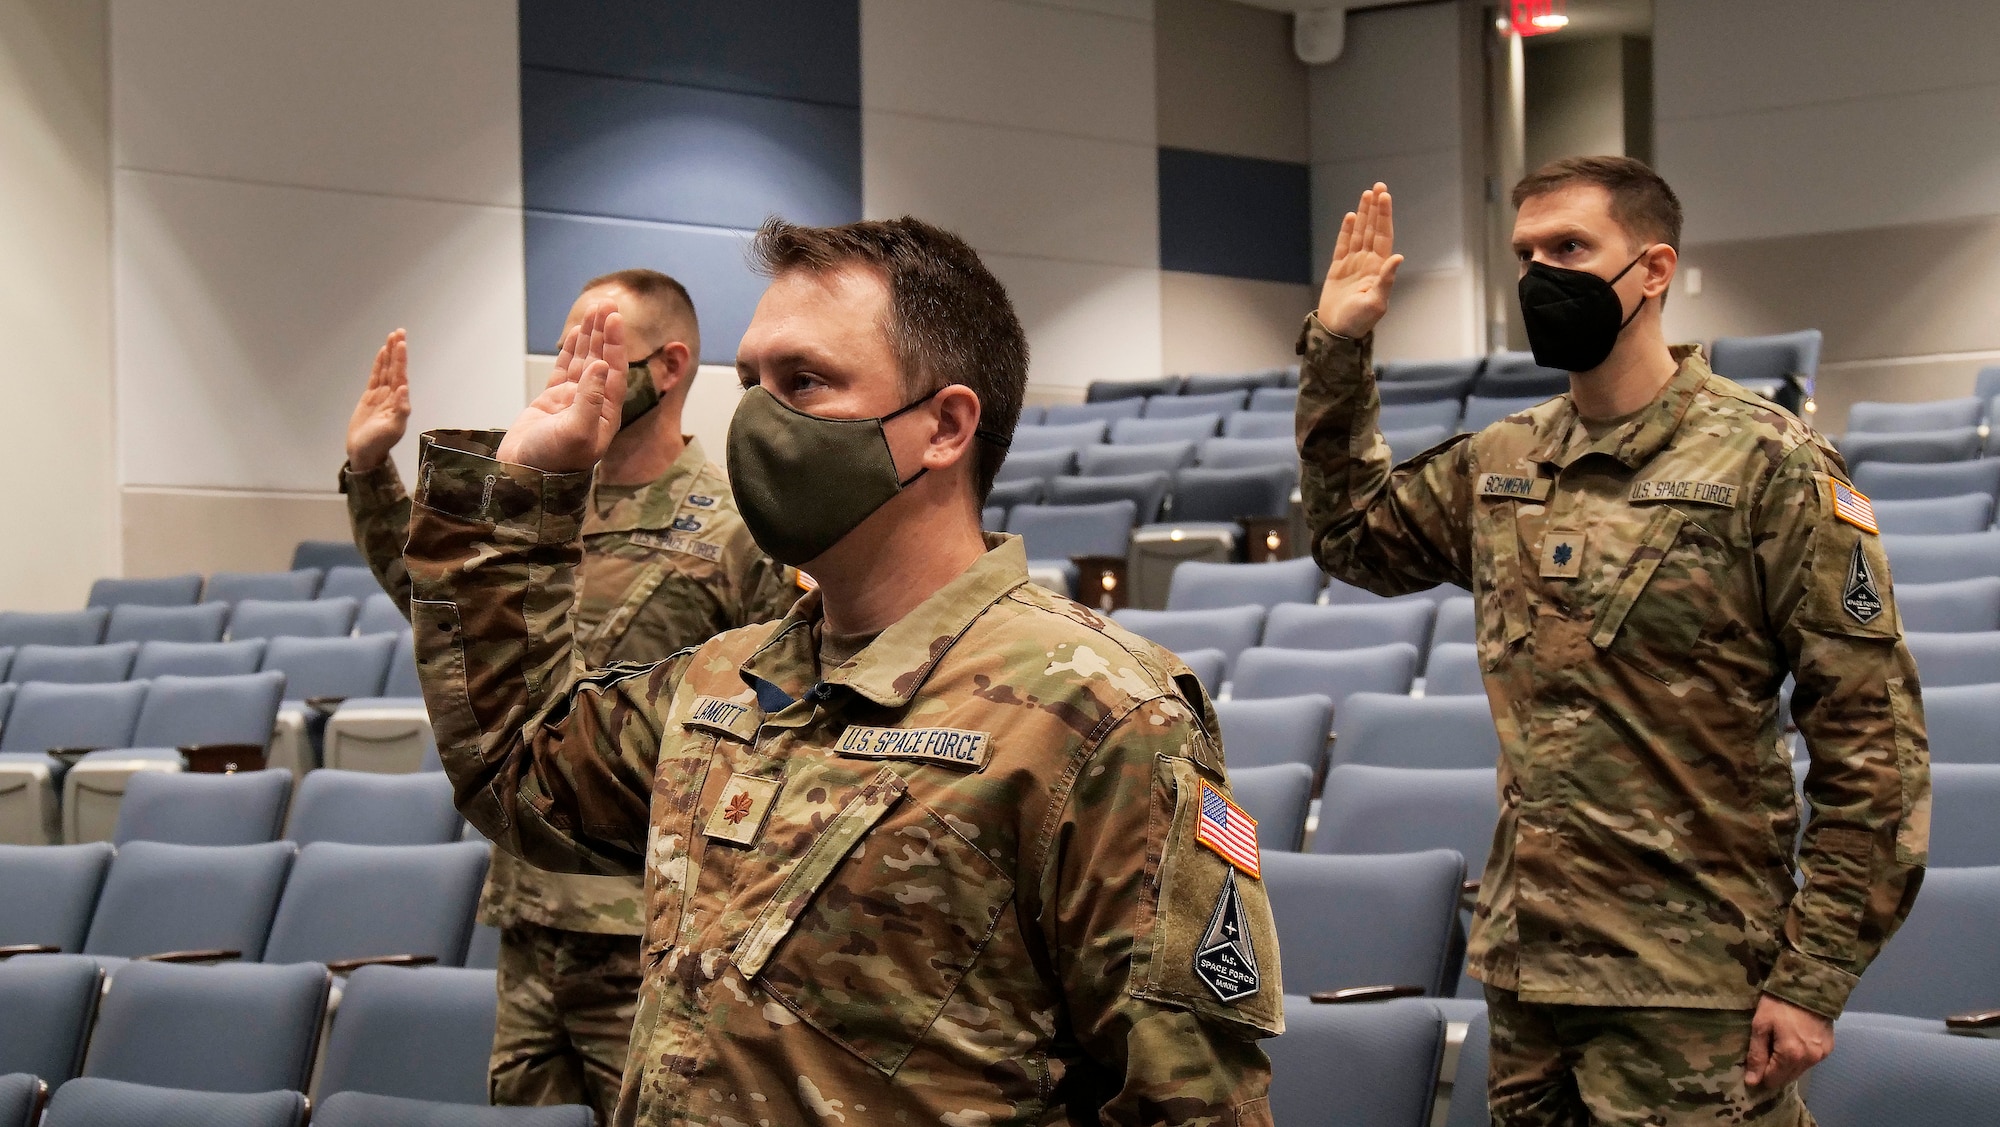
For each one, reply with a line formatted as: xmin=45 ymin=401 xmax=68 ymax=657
xmin=1844 ymin=541 xmax=1884 ymax=624
xmin=1193 ymin=869 xmax=1261 ymax=1003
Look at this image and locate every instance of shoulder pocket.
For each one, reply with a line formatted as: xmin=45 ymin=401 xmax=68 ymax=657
xmin=732 ymin=765 xmax=1014 ymax=1076
xmin=1801 ymin=520 xmax=1903 ymax=641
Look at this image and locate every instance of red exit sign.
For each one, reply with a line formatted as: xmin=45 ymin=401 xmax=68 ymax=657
xmin=1512 ymin=0 xmax=1569 ymax=35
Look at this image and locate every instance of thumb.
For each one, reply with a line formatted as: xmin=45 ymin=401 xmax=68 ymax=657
xmin=574 ymin=358 xmax=613 ymax=421
xmin=1744 ymin=1019 xmax=1773 ymax=1087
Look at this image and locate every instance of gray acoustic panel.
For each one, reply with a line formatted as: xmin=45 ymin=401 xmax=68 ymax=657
xmin=519 ymin=0 xmax=861 ymax=107
xmin=525 ymin=215 xmax=765 ymax=364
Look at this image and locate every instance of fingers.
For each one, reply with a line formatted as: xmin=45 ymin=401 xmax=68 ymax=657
xmin=1744 ymin=1017 xmax=1773 ymax=1088
xmin=388 ymin=331 xmax=408 ymax=388
xmin=1379 ymin=253 xmax=1405 ymax=292
xmin=551 ymin=325 xmax=581 ymax=388
xmin=1355 ymin=188 xmax=1376 ymax=254
xmin=1375 ymin=186 xmax=1395 ymax=256
xmin=601 ymin=309 xmax=626 ymax=373
xmin=1332 ymin=212 xmax=1356 ymax=264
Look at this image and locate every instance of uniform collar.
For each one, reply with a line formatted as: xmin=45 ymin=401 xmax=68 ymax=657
xmin=737 ymin=534 xmax=1030 ymax=711
xmin=1527 ymin=345 xmax=1709 ymax=471
xmin=583 ymin=436 xmax=709 ymax=535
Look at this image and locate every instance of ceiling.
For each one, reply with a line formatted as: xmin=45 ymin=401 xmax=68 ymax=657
xmin=1221 ymin=0 xmax=1654 ymax=40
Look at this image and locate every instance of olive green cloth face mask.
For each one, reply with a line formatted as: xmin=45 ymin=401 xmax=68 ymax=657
xmin=620 ymin=348 xmax=664 ymax=427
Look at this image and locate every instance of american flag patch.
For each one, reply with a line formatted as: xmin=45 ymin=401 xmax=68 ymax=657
xmin=1196 ymin=781 xmax=1261 ymax=879
xmin=1829 ymin=479 xmax=1879 ymax=534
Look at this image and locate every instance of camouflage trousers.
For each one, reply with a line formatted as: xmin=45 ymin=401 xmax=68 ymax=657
xmin=1484 ymin=987 xmax=1816 ymax=1126
xmin=491 ymin=921 xmax=644 ymax=1126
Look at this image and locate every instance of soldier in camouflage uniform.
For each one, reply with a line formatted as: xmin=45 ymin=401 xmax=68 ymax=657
xmin=1298 ymin=162 xmax=1928 ymax=1125
xmin=407 ymin=218 xmax=1283 ymax=1126
xmin=341 ymin=270 xmax=798 ymax=1122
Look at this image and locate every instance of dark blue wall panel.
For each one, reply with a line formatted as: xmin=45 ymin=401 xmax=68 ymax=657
xmin=527 ymin=214 xmax=765 ymax=366
xmin=520 ymin=0 xmax=859 ymax=108
xmin=521 ymin=68 xmax=861 ymax=230
xmin=1158 ymin=147 xmax=1313 ymax=285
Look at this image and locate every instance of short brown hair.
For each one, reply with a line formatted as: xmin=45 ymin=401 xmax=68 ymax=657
xmin=583 ymin=267 xmax=701 ymax=362
xmin=751 ymin=216 xmax=1027 ymax=501
xmin=1512 ymin=156 xmax=1684 ymax=250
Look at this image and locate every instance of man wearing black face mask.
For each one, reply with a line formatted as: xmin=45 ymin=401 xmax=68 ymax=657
xmin=1295 ymin=159 xmax=1928 ymax=1126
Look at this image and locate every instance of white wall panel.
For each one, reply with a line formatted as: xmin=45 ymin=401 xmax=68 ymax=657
xmin=111 ymin=0 xmax=519 ymax=206
xmin=1021 ymin=0 xmax=1153 ymax=21
xmin=1306 ymin=1 xmax=1460 ymax=165
xmin=985 ymin=254 xmax=1164 ymax=388
xmin=117 ymin=171 xmax=525 ymax=491
xmin=863 ymin=111 xmax=1158 ymax=267
xmin=1312 ymin=148 xmax=1465 ymax=276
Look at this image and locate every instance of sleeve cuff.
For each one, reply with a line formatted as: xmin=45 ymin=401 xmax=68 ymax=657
xmin=339 ymin=455 xmax=408 ymax=504
xmin=1762 ymin=946 xmax=1860 ymax=1020
xmin=414 ymin=429 xmax=593 ymax=543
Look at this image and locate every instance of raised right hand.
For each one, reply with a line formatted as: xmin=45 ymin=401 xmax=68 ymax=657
xmin=495 ymin=302 xmax=627 ymax=473
xmin=1316 ymin=182 xmax=1405 ymax=339
xmin=346 ymin=329 xmax=411 ymax=472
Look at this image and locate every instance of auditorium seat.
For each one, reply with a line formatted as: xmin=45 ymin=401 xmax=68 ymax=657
xmin=1269 ymin=1000 xmax=1444 ymax=1127
xmin=1881 ymin=531 xmax=2000 ymax=583
xmin=1321 ymin=578 xmax=1457 ymax=606
xmin=1904 ymin=632 xmax=2000 ymax=687
xmin=0 ymin=610 xmax=108 ymax=648
xmin=103 ymin=603 xmax=231 ymax=645
xmin=0 ymin=843 xmax=114 ymax=955
xmin=1166 ymin=558 xmax=1324 ymax=611
xmin=81 ymin=960 xmax=328 ymax=1093
xmin=1809 ymin=1025 xmax=2000 ymax=1127
xmin=1263 ymin=850 xmax=1466 ymax=998
xmin=1381 ymin=376 xmax=1477 ymax=405
xmin=316 ymin=965 xmax=504 ymax=1107
xmin=1382 ymin=424 xmax=1454 ymax=461
xmin=1110 ymin=415 xmax=1220 ymax=445
xmin=1167 ymin=465 xmax=1296 ymax=523
xmin=1927 ymin=764 xmax=2000 ymax=867
xmin=1432 ymin=596 xmax=1477 ymax=651
xmin=0 ymin=682 xmax=148 ymax=845
xmin=1872 ymin=494 xmax=1993 ymax=534
xmin=1444 ymin=1007 xmax=1492 ymax=1127
xmin=1184 ymin=370 xmax=1289 ymax=396
xmin=1006 ymin=501 xmax=1138 ymax=597
xmin=1077 ymin=440 xmax=1197 ymax=477
xmin=985 ymin=479 xmax=1041 ymax=512
xmin=1262 ymin=601 xmax=1436 ymax=653
xmin=292 ymin=540 xmax=367 ymax=572
xmin=7 ymin=643 xmax=138 ymax=685
xmin=0 ymin=649 xmax=11 ymax=683
xmin=1895 ymin=578 xmax=2000 ymax=633
xmin=86 ymin=574 xmax=203 ymax=610
xmin=1839 ymin=428 xmax=1983 ymax=465
xmin=260 ymin=635 xmax=398 ymax=778
xmin=463 ymin=923 xmax=500 ymax=972
xmin=1042 ymin=399 xmax=1142 ymax=426
xmin=1919 ymin=684 xmax=2000 ymax=763
xmin=228 ymin=597 xmax=359 ymax=641
xmin=202 ymin=570 xmax=322 ymax=604
xmin=992 ymin=446 xmax=1076 ymax=484
xmin=260 ymin=841 xmax=489 ymax=970
xmin=1222 ymin=411 xmax=1293 ymax=439
xmin=1215 ymin=695 xmax=1334 ymax=776
xmin=1847 ymin=397 xmax=1985 ymax=434
xmin=322 ymin=635 xmax=431 ymax=775
xmin=130 ymin=640 xmax=266 ymax=679
xmin=43 ymin=1079 xmax=307 ymax=1127
xmin=1378 ymin=357 xmax=1481 ymax=393
xmin=1422 ymin=643 xmax=1484 ymax=696
xmin=1842 ymin=865 xmax=2000 ymax=1027
xmin=1854 ymin=458 xmax=2000 ymax=502
xmin=1315 ymin=765 xmax=1500 ymax=879
xmin=353 ymin=593 xmax=407 ymax=637
xmin=1113 ymin=606 xmax=1265 ymax=676
xmin=1380 ymin=399 xmax=1464 ymax=430
xmin=113 ymin=770 xmax=293 ymax=847
xmin=1177 ymin=648 xmax=1225 ymax=694
xmin=1085 ymin=376 xmax=1178 ymax=403
xmin=1048 ymin=471 xmax=1170 ymax=522
xmin=286 ymin=771 xmax=460 ymax=847
xmin=80 ymin=840 xmax=295 ymax=964
xmin=1247 ymin=387 xmax=1297 ymax=413
xmin=1708 ymin=330 xmax=1822 ymax=400
xmin=1228 ymin=764 xmax=1313 ymax=852
xmin=1473 ymin=351 xmax=1568 ymax=399
xmin=1332 ymin=694 xmax=1500 ymax=771
xmin=1460 ymin=395 xmax=1555 ymax=433
xmin=1009 ymin=421 xmax=1106 ymax=451
xmin=1144 ymin=390 xmax=1246 ymax=419
xmin=1232 ymin=644 xmax=1420 ymax=707
xmin=317 ymin=566 xmax=384 ymax=604
xmin=0 ymin=954 xmax=101 ymax=1087
xmin=1196 ymin=436 xmax=1295 ymax=470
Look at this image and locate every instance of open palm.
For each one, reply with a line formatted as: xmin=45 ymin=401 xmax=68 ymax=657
xmin=346 ymin=329 xmax=411 ymax=472
xmin=1316 ymin=182 xmax=1405 ymax=339
xmin=496 ymin=302 xmax=627 ymax=473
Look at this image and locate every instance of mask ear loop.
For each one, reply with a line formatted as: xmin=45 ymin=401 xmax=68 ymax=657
xmin=1607 ymin=246 xmax=1656 ymax=331
xmin=882 ymin=385 xmax=1015 ymax=483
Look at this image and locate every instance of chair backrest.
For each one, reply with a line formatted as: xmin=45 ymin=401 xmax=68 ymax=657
xmin=1214 ymin=695 xmax=1334 ymax=774
xmin=43 ymin=1078 xmax=307 ymax=1127
xmin=1267 ymin=999 xmax=1444 ymax=1127
xmin=1839 ymin=428 xmax=1983 ymax=465
xmin=1379 ymin=399 xmax=1463 ymax=430
xmin=1005 ymin=502 xmax=1137 ymax=561
xmin=1113 ymin=606 xmax=1267 ymax=674
xmin=1708 ymin=329 xmax=1822 ymax=385
xmin=1321 ymin=578 xmax=1458 ymax=606
xmin=229 ymin=597 xmax=359 ymax=641
xmin=1459 ymin=395 xmax=1554 ymax=432
xmin=1047 ymin=472 xmax=1170 ymax=522
xmin=1166 ymin=557 xmax=1324 ymax=611
xmin=8 ymin=643 xmax=138 ymax=685
xmin=203 ymin=570 xmax=322 ymax=604
xmin=1843 ymin=865 xmax=2000 ymax=1020
xmin=1378 ymin=357 xmax=1481 ymax=385
xmin=1846 ymin=397 xmax=1985 ymax=435
xmin=1085 ymin=376 xmax=1179 ymax=402
xmin=130 ymin=672 xmax=287 ymax=749
xmin=1168 ymin=465 xmax=1296 ymax=522
xmin=292 ymin=540 xmax=367 ymax=572
xmin=1334 ymin=693 xmax=1501 ymax=770
xmin=1110 ymin=414 xmax=1220 ymax=445
xmin=1920 ymin=683 xmax=2000 ymax=763
xmin=0 ymin=609 xmax=108 ymax=648
xmin=0 ymin=683 xmax=12 ymax=728
xmin=1177 ymin=648 xmax=1225 ymax=694
xmin=1197 ymin=436 xmax=1296 ymax=470
xmin=992 ymin=446 xmax=1077 ymax=484
xmin=1227 ymin=763 xmax=1313 ymax=851
xmin=1009 ymin=422 xmax=1107 ymax=451
xmin=1144 ymin=390 xmax=1247 ymax=418
xmin=1315 ymin=765 xmax=1501 ymax=877
xmin=1043 ymin=399 xmax=1143 ymax=426
xmin=1231 ymin=644 xmax=1421 ymax=705
xmin=114 ymin=770 xmax=294 ymax=847
xmin=1078 ymin=440 xmax=1197 ymax=477
xmin=379 ymin=634 xmax=420 ymax=698
xmin=83 ymin=960 xmax=329 ymax=1093
xmin=1262 ymin=601 xmax=1436 ymax=653
xmin=287 ymin=771 xmax=461 ymax=847
xmin=317 ymin=966 xmax=500 ymax=1105
xmin=1262 ymin=850 xmax=1466 ymax=996
xmin=131 ymin=639 xmax=267 ymax=680
xmin=0 ymin=954 xmax=102 ymax=1084
xmin=1431 ymin=596 xmax=1476 ymax=650
xmin=0 ymin=681 xmax=148 ymax=753
xmin=1872 ymin=493 xmax=1994 ymax=535
xmin=1854 ymin=458 xmax=2000 ymax=502
xmin=0 ymin=842 xmax=115 ymax=952
xmin=1882 ymin=531 xmax=2000 ymax=583
xmin=0 ymin=648 xmax=11 ymax=682
xmin=1247 ymin=387 xmax=1297 ymax=413
xmin=104 ymin=603 xmax=232 ymax=645
xmin=1380 ymin=376 xmax=1475 ymax=405
xmin=261 ymin=635 xmax=398 ymax=701
xmin=317 ymin=567 xmax=384 ymax=603
xmin=1894 ymin=578 xmax=2000 ymax=634
xmin=1473 ymin=351 xmax=1569 ymax=398
xmin=1381 ymin=423 xmax=1454 ymax=461
xmin=985 ymin=479 xmax=1042 ymax=512
xmin=1812 ymin=1024 xmax=2000 ymax=1127
xmin=1904 ymin=632 xmax=2000 ymax=688
xmin=1183 ymin=370 xmax=1288 ymax=396
xmin=1446 ymin=1009 xmax=1492 ymax=1127
xmin=262 ymin=841 xmax=490 ymax=967
xmin=314 ymin=1091 xmax=592 ymax=1127
xmin=355 ymin=594 xmax=408 ymax=637
xmin=87 ymin=574 xmax=204 ymax=610
xmin=1222 ymin=411 xmax=1294 ymax=439
xmin=1928 ymin=764 xmax=2000 ymax=867
xmin=83 ymin=840 xmax=296 ymax=960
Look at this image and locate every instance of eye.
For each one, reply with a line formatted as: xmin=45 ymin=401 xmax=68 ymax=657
xmin=1561 ymin=239 xmax=1584 ymax=254
xmin=788 ymin=372 xmax=828 ymax=395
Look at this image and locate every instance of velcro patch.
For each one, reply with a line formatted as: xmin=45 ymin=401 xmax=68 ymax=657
xmin=683 ymin=694 xmax=757 ymax=740
xmin=1193 ymin=869 xmax=1261 ymax=1003
xmin=684 ymin=493 xmax=718 ymax=508
xmin=1477 ymin=473 xmax=1552 ymax=501
xmin=834 ymin=725 xmax=990 ymax=770
xmin=1196 ymin=781 xmax=1261 ymax=879
xmin=1844 ymin=541 xmax=1884 ymax=624
xmin=631 ymin=530 xmax=724 ymax=562
xmin=703 ymin=773 xmax=781 ymax=846
xmin=1828 ymin=478 xmax=1879 ymax=534
xmin=1540 ymin=530 xmax=1585 ymax=579
xmin=1630 ymin=479 xmax=1738 ymax=507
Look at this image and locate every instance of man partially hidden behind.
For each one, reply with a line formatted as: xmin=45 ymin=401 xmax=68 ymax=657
xmin=1297 ymin=159 xmax=1929 ymax=1124
xmin=340 ymin=269 xmax=798 ymax=1121
xmin=404 ymin=218 xmax=1283 ymax=1126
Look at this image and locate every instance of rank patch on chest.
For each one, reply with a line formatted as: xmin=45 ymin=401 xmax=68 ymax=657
xmin=1477 ymin=473 xmax=1552 ymax=501
xmin=703 ymin=772 xmax=781 ymax=846
xmin=1193 ymin=869 xmax=1261 ymax=1003
xmin=1843 ymin=541 xmax=1884 ymax=625
xmin=1539 ymin=530 xmax=1585 ymax=579
xmin=834 ymin=725 xmax=990 ymax=771
xmin=1195 ymin=781 xmax=1260 ymax=879
xmin=629 ymin=530 xmax=723 ymax=563
xmin=1630 ymin=479 xmax=1738 ymax=507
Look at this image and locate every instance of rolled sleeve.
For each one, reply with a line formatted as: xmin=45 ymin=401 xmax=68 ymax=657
xmin=413 ymin=430 xmax=594 ymax=544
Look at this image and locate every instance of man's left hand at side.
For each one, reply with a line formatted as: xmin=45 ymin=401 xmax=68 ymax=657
xmin=1744 ymin=993 xmax=1835 ymax=1090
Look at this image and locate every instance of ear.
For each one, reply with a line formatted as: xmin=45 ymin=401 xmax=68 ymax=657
xmin=654 ymin=341 xmax=695 ymax=395
xmin=917 ymin=384 xmax=983 ymax=474
xmin=1640 ymin=243 xmax=1678 ymax=299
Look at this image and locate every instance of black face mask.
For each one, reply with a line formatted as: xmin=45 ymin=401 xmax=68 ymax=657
xmin=1517 ymin=249 xmax=1651 ymax=373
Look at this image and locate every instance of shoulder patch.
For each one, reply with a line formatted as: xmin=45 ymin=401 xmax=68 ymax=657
xmin=1828 ymin=478 xmax=1879 ymax=534
xmin=1630 ymin=479 xmax=1739 ymax=507
xmin=1193 ymin=869 xmax=1262 ymax=1003
xmin=1843 ymin=541 xmax=1884 ymax=624
xmin=1477 ymin=472 xmax=1552 ymax=501
xmin=1195 ymin=781 xmax=1261 ymax=879
xmin=834 ymin=725 xmax=990 ymax=771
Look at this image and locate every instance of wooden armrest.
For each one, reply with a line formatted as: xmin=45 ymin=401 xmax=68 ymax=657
xmin=137 ymin=948 xmax=242 ymax=963
xmin=1308 ymin=985 xmax=1427 ymax=1005
xmin=304 ymin=696 xmax=348 ymax=714
xmin=0 ymin=944 xmax=62 ymax=958
xmin=1946 ymin=1009 xmax=2000 ymax=1031
xmin=181 ymin=744 xmax=267 ymax=774
xmin=326 ymin=954 xmax=438 ymax=974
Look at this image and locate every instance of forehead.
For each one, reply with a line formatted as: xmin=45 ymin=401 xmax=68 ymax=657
xmin=738 ymin=264 xmax=894 ymax=357
xmin=1512 ymin=183 xmax=1625 ymax=244
xmin=563 ymin=284 xmax=644 ymax=335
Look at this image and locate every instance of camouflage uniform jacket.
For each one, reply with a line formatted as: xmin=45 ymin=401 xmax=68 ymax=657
xmin=341 ymin=435 xmax=798 ymax=934
xmin=1295 ymin=316 xmax=1929 ymax=1020
xmin=404 ymin=431 xmax=1285 ymax=1127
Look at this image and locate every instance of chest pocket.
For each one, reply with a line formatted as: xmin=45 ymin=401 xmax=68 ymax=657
xmin=732 ymin=765 xmax=1014 ymax=1076
xmin=641 ymin=733 xmax=721 ymax=960
xmin=1590 ymin=506 xmax=1726 ymax=673
xmin=1474 ymin=503 xmax=1534 ymax=672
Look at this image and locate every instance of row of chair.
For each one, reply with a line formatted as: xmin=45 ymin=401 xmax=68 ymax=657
xmin=84 ymin=564 xmax=383 ymax=612
xmin=0 ymin=595 xmax=403 ymax=653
